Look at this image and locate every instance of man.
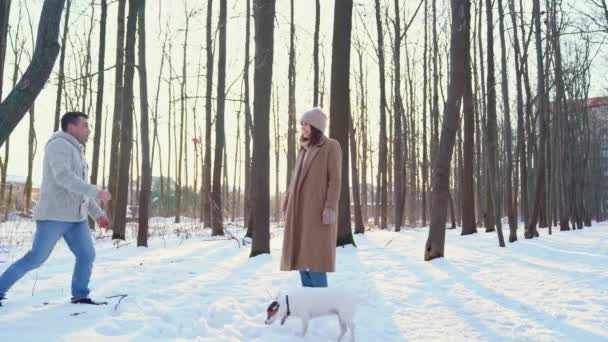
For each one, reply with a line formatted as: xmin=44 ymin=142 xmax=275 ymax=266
xmin=0 ymin=112 xmax=111 ymax=306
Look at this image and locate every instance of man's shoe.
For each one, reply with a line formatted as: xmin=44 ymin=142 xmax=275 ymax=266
xmin=71 ymin=298 xmax=108 ymax=305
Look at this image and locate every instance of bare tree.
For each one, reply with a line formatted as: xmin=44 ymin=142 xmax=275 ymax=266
xmin=392 ymin=0 xmax=405 ymax=232
xmin=211 ymin=0 xmax=227 ymax=236
xmin=525 ymin=0 xmax=545 ymax=239
xmin=201 ymin=0 xmax=214 ymax=227
xmin=91 ymin=0 xmax=107 ymax=192
xmin=286 ymin=0 xmax=296 ymax=193
xmin=422 ymin=0 xmax=429 ymax=226
xmin=425 ymin=0 xmax=471 ymax=260
xmin=52 ymin=0 xmax=71 ymax=133
xmin=374 ymin=0 xmax=388 ymax=229
xmin=137 ymin=0 xmax=150 ymax=247
xmin=108 ymin=0 xmax=126 ymax=222
xmin=243 ymin=0 xmax=253 ymax=236
xmin=330 ymin=0 xmax=354 ymax=247
xmin=113 ymin=0 xmax=137 ymax=240
xmin=485 ymin=0 xmax=506 ymax=246
xmin=176 ymin=9 xmax=193 ymax=223
xmin=461 ymin=19 xmax=476 ymax=235
xmin=498 ymin=0 xmax=516 ymax=241
xmin=0 ymin=0 xmax=68 ymax=146
xmin=313 ymin=0 xmax=320 ymax=106
xmin=250 ymin=0 xmax=276 ymax=257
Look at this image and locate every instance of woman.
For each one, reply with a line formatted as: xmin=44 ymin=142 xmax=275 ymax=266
xmin=281 ymin=108 xmax=342 ymax=288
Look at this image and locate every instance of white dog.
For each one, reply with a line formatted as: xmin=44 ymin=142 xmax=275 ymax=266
xmin=265 ymin=287 xmax=356 ymax=341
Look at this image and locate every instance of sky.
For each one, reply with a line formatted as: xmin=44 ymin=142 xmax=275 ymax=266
xmin=1 ymin=0 xmax=606 ymax=191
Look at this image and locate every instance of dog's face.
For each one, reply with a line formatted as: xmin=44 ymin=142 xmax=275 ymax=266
xmin=265 ymin=300 xmax=281 ymax=325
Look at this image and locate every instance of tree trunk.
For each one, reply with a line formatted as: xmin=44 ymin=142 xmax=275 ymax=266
xmin=112 ymin=0 xmax=137 ymax=240
xmin=350 ymin=110 xmax=365 ymax=234
xmin=0 ymin=0 xmax=11 ymax=207
xmin=25 ymin=105 xmax=35 ymax=213
xmin=392 ymin=0 xmax=405 ymax=232
xmin=250 ymin=0 xmax=276 ymax=257
xmin=137 ymin=0 xmax=150 ymax=247
xmin=313 ymin=0 xmax=320 ymax=106
xmin=425 ymin=0 xmax=470 ymax=261
xmin=356 ymin=42 xmax=368 ymax=230
xmin=485 ymin=0 xmax=506 ymax=247
xmin=0 ymin=0 xmax=10 ymax=101
xmin=286 ymin=0 xmax=296 ymax=196
xmin=461 ymin=39 xmax=476 ymax=235
xmin=497 ymin=0 xmax=516 ymax=241
xmin=91 ymin=0 xmax=107 ymax=191
xmin=525 ymin=0 xmax=545 ymax=239
xmin=243 ymin=0 xmax=253 ymax=235
xmin=330 ymin=0 xmax=355 ymax=247
xmin=53 ymin=0 xmax=71 ymax=133
xmin=202 ymin=0 xmax=214 ymax=228
xmin=176 ymin=11 xmax=191 ymax=224
xmin=108 ymin=0 xmax=126 ymax=222
xmin=211 ymin=0 xmax=227 ymax=236
xmin=0 ymin=0 xmax=66 ymax=147
xmin=422 ymin=0 xmax=428 ymax=226
xmin=374 ymin=0 xmax=388 ymax=229
xmin=272 ymin=87 xmax=280 ymax=221
xmin=509 ymin=0 xmax=528 ymax=232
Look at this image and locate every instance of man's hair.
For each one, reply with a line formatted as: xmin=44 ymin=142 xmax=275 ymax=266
xmin=61 ymin=112 xmax=88 ymax=131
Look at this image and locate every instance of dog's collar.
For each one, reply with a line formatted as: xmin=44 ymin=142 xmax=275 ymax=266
xmin=280 ymin=295 xmax=291 ymax=325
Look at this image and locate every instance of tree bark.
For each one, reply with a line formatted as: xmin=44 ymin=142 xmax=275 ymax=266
xmin=330 ymin=0 xmax=355 ymax=247
xmin=497 ymin=0 xmax=516 ymax=241
xmin=112 ymin=0 xmax=137 ymax=240
xmin=52 ymin=0 xmax=71 ymax=133
xmin=202 ymin=0 xmax=214 ymax=228
xmin=250 ymin=0 xmax=276 ymax=257
xmin=286 ymin=0 xmax=296 ymax=195
xmin=108 ymin=0 xmax=126 ymax=222
xmin=91 ymin=0 xmax=107 ymax=190
xmin=525 ymin=0 xmax=545 ymax=239
xmin=461 ymin=36 xmax=476 ymax=235
xmin=0 ymin=0 xmax=66 ymax=147
xmin=392 ymin=0 xmax=405 ymax=232
xmin=485 ymin=0 xmax=506 ymax=246
xmin=313 ymin=0 xmax=320 ymax=107
xmin=425 ymin=0 xmax=470 ymax=261
xmin=243 ymin=0 xmax=253 ymax=235
xmin=374 ymin=0 xmax=388 ymax=229
xmin=137 ymin=0 xmax=150 ymax=247
xmin=211 ymin=0 xmax=227 ymax=236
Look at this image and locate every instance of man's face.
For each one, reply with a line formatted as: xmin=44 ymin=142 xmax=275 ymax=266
xmin=67 ymin=117 xmax=90 ymax=145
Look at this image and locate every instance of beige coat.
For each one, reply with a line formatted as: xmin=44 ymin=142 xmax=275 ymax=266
xmin=280 ymin=137 xmax=342 ymax=272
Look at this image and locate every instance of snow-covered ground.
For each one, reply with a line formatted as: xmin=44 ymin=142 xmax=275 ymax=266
xmin=1 ymin=219 xmax=607 ymax=341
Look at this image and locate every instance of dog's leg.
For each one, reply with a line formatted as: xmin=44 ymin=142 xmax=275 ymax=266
xmin=337 ymin=314 xmax=347 ymax=342
xmin=348 ymin=321 xmax=355 ymax=342
xmin=298 ymin=317 xmax=309 ymax=338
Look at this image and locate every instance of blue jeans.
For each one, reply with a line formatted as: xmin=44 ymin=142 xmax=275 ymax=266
xmin=0 ymin=220 xmax=95 ymax=301
xmin=299 ymin=271 xmax=328 ymax=287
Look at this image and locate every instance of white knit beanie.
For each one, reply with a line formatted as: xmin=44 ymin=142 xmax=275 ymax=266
xmin=300 ymin=107 xmax=328 ymax=133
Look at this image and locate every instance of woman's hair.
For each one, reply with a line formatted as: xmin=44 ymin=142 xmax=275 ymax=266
xmin=308 ymin=126 xmax=324 ymax=146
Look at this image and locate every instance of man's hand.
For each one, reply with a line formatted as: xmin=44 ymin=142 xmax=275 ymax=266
xmin=96 ymin=216 xmax=110 ymax=229
xmin=97 ymin=190 xmax=111 ymax=203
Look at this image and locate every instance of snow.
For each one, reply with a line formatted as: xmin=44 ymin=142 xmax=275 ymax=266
xmin=1 ymin=220 xmax=607 ymax=341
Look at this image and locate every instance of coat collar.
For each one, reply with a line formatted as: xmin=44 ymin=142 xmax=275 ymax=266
xmin=296 ymin=136 xmax=327 ymax=192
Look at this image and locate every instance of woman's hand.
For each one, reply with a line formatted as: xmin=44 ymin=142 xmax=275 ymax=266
xmin=322 ymin=208 xmax=336 ymax=225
